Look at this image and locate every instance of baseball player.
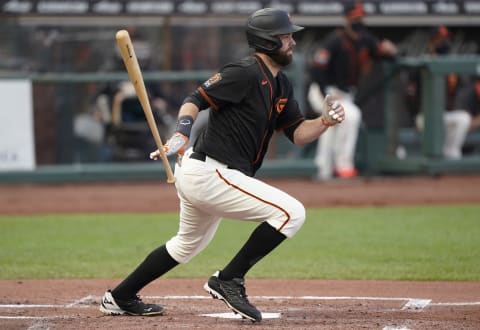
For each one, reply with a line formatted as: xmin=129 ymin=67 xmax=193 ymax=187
xmin=100 ymin=8 xmax=344 ymax=322
xmin=410 ymin=26 xmax=473 ymax=160
xmin=432 ymin=74 xmax=480 ymax=158
xmin=308 ymin=0 xmax=397 ymax=179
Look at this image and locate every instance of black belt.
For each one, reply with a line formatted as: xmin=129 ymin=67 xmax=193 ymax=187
xmin=190 ymin=151 xmax=234 ymax=169
xmin=190 ymin=151 xmax=207 ymax=162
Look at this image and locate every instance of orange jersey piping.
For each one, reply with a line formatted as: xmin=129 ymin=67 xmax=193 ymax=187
xmin=215 ymin=169 xmax=291 ymax=232
xmin=198 ymin=87 xmax=219 ymax=111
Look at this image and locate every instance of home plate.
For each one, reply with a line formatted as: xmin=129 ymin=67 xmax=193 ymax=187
xmin=200 ymin=312 xmax=281 ymax=319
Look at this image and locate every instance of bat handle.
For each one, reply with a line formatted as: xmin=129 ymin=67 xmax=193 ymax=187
xmin=145 ymin=111 xmax=176 ymax=184
xmin=156 ymin=141 xmax=176 ymax=184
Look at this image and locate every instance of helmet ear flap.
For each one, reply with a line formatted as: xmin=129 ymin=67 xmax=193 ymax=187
xmin=246 ymin=30 xmax=281 ymax=53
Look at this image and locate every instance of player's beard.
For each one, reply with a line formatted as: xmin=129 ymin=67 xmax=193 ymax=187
xmin=269 ymin=50 xmax=293 ymax=67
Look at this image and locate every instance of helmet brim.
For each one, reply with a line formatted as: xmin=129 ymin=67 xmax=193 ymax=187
xmin=275 ymin=24 xmax=304 ymax=35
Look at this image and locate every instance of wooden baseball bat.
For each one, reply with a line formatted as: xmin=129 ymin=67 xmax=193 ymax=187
xmin=115 ymin=29 xmax=175 ymax=184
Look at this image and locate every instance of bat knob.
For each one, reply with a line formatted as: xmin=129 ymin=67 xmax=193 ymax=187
xmin=115 ymin=29 xmax=129 ymax=41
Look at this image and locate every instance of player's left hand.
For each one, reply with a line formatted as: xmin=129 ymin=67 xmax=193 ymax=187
xmin=321 ymin=94 xmax=345 ymax=126
xmin=150 ymin=132 xmax=189 ymax=159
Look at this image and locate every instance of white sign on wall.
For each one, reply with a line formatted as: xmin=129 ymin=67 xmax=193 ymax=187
xmin=0 ymin=80 xmax=36 ymax=171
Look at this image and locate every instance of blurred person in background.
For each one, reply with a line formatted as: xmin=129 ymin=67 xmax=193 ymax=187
xmin=100 ymin=80 xmax=174 ymax=161
xmin=427 ymin=25 xmax=452 ymax=55
xmin=111 ymin=81 xmax=171 ymax=129
xmin=407 ymin=26 xmax=473 ymax=159
xmin=90 ymin=28 xmax=175 ymax=162
xmin=452 ymin=74 xmax=480 ymax=146
xmin=308 ymin=0 xmax=397 ymax=180
xmin=72 ymin=97 xmax=107 ymax=163
xmin=467 ymin=76 xmax=480 ymax=131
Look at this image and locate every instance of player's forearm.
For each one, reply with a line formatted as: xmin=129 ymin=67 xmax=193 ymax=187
xmin=177 ymin=102 xmax=200 ymax=121
xmin=293 ymin=118 xmax=329 ymax=145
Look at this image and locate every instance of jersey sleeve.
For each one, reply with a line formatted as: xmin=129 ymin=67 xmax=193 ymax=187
xmin=276 ymin=85 xmax=305 ymax=142
xmin=193 ymin=64 xmax=250 ymax=111
xmin=369 ymin=35 xmax=383 ymax=58
xmin=363 ymin=32 xmax=390 ymax=59
xmin=456 ymin=86 xmax=479 ymax=115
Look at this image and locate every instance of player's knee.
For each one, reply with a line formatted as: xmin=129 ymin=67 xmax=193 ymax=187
xmin=343 ymin=102 xmax=362 ymax=122
xmin=165 ymin=237 xmax=201 ymax=264
xmin=457 ymin=111 xmax=472 ymax=130
xmin=279 ymin=200 xmax=306 ymax=238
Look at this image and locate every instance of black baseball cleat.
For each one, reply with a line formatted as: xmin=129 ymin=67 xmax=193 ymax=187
xmin=99 ymin=290 xmax=164 ymax=316
xmin=203 ymin=271 xmax=262 ymax=322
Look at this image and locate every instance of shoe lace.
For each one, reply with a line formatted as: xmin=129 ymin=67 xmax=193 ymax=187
xmin=223 ymin=279 xmax=251 ymax=304
xmin=125 ymin=295 xmax=143 ymax=306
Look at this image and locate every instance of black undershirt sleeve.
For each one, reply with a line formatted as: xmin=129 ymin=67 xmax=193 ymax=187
xmin=182 ymin=90 xmax=210 ymax=110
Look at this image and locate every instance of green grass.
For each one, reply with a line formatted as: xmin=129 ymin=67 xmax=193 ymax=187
xmin=0 ymin=205 xmax=479 ymax=280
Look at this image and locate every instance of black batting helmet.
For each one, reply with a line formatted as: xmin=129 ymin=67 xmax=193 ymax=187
xmin=246 ymin=8 xmax=304 ymax=54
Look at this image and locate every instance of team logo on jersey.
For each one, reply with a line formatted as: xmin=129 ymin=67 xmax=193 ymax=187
xmin=203 ymin=73 xmax=222 ymax=88
xmin=275 ymin=98 xmax=288 ymax=114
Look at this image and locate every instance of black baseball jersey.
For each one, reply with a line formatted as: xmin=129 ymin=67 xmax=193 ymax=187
xmin=310 ymin=28 xmax=383 ymax=95
xmin=185 ymin=55 xmax=305 ymax=177
xmin=455 ymin=83 xmax=480 ymax=116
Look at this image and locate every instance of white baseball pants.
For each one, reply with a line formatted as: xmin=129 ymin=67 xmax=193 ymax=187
xmin=416 ymin=110 xmax=472 ymax=159
xmin=165 ymin=148 xmax=306 ymax=264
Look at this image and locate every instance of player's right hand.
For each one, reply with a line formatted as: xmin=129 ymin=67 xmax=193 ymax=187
xmin=321 ymin=94 xmax=345 ymax=126
xmin=150 ymin=132 xmax=189 ymax=160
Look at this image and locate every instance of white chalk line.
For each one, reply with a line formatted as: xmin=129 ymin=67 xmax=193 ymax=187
xmin=152 ymin=295 xmax=411 ymax=300
xmin=2 ymin=295 xmax=479 ymax=307
xmin=0 ymin=316 xmax=47 ymax=320
xmin=0 ymin=304 xmax=64 ymax=308
xmin=1 ymin=295 xmax=479 ymax=320
xmin=430 ymin=301 xmax=480 ymax=306
xmin=0 ymin=315 xmax=64 ymax=320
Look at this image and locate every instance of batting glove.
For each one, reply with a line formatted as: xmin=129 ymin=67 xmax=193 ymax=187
xmin=164 ymin=132 xmax=189 ymax=156
xmin=320 ymin=94 xmax=345 ymax=127
xmin=150 ymin=132 xmax=189 ymax=160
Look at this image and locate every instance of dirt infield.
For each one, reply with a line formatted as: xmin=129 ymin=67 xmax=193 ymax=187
xmin=1 ymin=174 xmax=480 ymax=329
xmin=1 ymin=279 xmax=479 ymax=329
xmin=2 ymin=174 xmax=480 ymax=215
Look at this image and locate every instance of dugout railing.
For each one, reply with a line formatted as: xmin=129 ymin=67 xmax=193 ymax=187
xmin=1 ymin=55 xmax=480 ymax=183
xmin=0 ymin=55 xmax=312 ymax=183
xmin=375 ymin=55 xmax=480 ymax=175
